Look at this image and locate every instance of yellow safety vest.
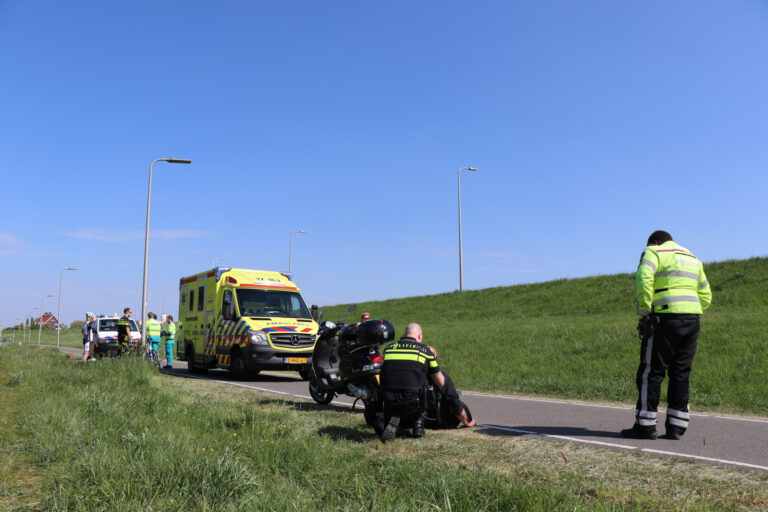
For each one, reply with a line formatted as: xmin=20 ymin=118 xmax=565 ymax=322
xmin=635 ymin=241 xmax=712 ymax=316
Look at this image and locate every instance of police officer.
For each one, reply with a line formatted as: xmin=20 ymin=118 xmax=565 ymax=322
xmin=379 ymin=323 xmax=445 ymax=442
xmin=621 ymin=230 xmax=712 ymax=440
xmin=116 ymin=308 xmax=133 ymax=356
xmin=146 ymin=312 xmax=162 ymax=355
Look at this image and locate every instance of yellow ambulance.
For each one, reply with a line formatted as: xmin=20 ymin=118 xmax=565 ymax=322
xmin=178 ymin=267 xmax=318 ymax=379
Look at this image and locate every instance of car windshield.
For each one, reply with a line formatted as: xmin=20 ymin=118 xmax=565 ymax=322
xmin=235 ymin=289 xmax=311 ymax=319
xmin=99 ymin=319 xmax=138 ymax=331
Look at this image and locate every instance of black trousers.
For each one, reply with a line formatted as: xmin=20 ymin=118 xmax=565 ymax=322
xmin=634 ymin=314 xmax=699 ymax=431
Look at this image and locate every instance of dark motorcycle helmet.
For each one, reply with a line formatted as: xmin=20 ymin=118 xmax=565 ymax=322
xmin=357 ymin=319 xmax=395 ymax=346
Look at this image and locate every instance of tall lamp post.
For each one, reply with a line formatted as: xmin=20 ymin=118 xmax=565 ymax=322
xmin=457 ymin=166 xmax=478 ymax=292
xmin=211 ymin=257 xmax=223 ymax=269
xmin=37 ymin=294 xmax=54 ymax=345
xmin=56 ymin=267 xmax=78 ymax=348
xmin=288 ymin=230 xmax=306 ymax=275
xmin=141 ymin=157 xmax=192 ymax=345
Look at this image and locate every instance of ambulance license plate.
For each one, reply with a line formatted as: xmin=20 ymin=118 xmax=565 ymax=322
xmin=284 ymin=357 xmax=307 ymax=364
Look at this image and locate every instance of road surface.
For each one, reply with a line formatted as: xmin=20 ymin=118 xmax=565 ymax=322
xmin=54 ymin=346 xmax=768 ymax=473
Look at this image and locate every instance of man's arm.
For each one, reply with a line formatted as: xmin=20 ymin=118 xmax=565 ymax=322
xmin=697 ymin=262 xmax=712 ymax=311
xmin=430 ymin=371 xmax=445 ymax=388
xmin=635 ymin=249 xmax=658 ymax=316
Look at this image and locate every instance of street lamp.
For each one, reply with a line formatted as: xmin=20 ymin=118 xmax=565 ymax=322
xmin=141 ymin=157 xmax=192 ymax=345
xmin=457 ymin=166 xmax=478 ymax=292
xmin=211 ymin=257 xmax=224 ymax=269
xmin=28 ymin=307 xmax=40 ymax=344
xmin=56 ymin=267 xmax=77 ymax=348
xmin=288 ymin=230 xmax=306 ymax=275
xmin=37 ymin=294 xmax=54 ymax=345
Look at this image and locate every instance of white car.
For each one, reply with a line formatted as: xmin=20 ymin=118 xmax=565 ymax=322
xmin=93 ymin=316 xmax=141 ymax=356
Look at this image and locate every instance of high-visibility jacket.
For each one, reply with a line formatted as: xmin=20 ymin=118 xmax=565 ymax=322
xmin=635 ymin=240 xmax=712 ymax=317
xmin=146 ymin=318 xmax=161 ymax=338
xmin=166 ymin=322 xmax=176 ymax=340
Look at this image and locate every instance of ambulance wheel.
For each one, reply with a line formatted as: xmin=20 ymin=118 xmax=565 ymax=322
xmin=308 ymin=376 xmax=334 ymax=404
xmin=187 ymin=346 xmax=207 ymax=374
xmin=230 ymin=350 xmax=247 ymax=381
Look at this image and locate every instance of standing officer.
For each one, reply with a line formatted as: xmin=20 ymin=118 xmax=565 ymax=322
xmin=379 ymin=323 xmax=445 ymax=442
xmin=116 ymin=307 xmax=133 ymax=356
xmin=621 ymin=230 xmax=712 ymax=440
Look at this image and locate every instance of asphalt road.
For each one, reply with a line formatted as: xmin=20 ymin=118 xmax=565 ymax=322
xmin=55 ymin=346 xmax=768 ymax=473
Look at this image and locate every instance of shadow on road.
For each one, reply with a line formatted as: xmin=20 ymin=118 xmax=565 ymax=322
xmin=478 ymin=424 xmax=622 ymax=439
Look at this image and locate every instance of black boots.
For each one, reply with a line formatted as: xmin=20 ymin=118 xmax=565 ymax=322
xmin=412 ymin=416 xmax=425 ymax=439
xmin=662 ymin=423 xmax=685 ymax=440
xmin=381 ymin=416 xmax=400 ymax=442
xmin=620 ymin=424 xmax=658 ymax=440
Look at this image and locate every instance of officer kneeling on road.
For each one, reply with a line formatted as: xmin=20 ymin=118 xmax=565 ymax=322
xmin=378 ymin=323 xmax=474 ymax=442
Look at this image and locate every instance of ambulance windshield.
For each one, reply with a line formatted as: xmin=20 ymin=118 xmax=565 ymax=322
xmin=235 ymin=289 xmax=311 ymax=319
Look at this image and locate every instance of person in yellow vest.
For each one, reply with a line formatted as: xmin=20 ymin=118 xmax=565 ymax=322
xmin=146 ymin=312 xmax=162 ymax=355
xmin=162 ymin=315 xmax=176 ymax=369
xmin=621 ymin=230 xmax=712 ymax=440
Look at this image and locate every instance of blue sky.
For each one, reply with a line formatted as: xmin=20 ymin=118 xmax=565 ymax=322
xmin=2 ymin=1 xmax=767 ymax=327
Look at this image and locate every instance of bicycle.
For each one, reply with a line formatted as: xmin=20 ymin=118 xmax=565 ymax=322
xmin=121 ymin=338 xmax=161 ymax=370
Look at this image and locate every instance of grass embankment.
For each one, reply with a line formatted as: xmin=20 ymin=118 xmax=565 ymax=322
xmin=321 ymin=257 xmax=768 ymax=415
xmin=2 ymin=346 xmax=767 ymax=511
xmin=5 ymin=328 xmax=82 ymax=350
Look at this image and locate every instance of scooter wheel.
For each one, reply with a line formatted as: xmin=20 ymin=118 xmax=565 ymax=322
xmin=308 ymin=377 xmax=334 ymax=404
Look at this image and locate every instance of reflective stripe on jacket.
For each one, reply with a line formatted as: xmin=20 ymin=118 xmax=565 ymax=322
xmin=635 ymin=241 xmax=712 ymax=316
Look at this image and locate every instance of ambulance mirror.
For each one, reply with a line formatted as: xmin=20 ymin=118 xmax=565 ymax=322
xmin=311 ymin=304 xmax=318 ymax=321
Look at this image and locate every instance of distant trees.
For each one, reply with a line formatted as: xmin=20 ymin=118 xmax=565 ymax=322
xmin=69 ymin=320 xmax=84 ymax=331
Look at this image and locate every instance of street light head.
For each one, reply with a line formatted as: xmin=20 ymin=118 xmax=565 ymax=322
xmin=298 ymin=230 xmax=306 ymax=234
xmin=467 ymin=167 xmax=478 ymax=171
xmin=65 ymin=267 xmax=77 ymax=271
xmin=167 ymin=158 xmax=192 ymax=164
xmin=45 ymin=294 xmax=54 ymax=298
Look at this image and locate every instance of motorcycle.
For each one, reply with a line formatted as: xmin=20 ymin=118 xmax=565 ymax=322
xmin=308 ymin=305 xmax=395 ymax=425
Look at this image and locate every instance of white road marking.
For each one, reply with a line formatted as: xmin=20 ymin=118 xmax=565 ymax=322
xmin=463 ymin=392 xmax=768 ymax=424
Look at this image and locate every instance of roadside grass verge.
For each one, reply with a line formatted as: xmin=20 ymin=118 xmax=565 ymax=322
xmin=2 ymin=345 xmax=767 ymax=511
xmin=320 ymin=257 xmax=768 ymax=415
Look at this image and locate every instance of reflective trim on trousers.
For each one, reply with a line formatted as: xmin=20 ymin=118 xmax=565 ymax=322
xmin=636 ymin=409 xmax=657 ymax=426
xmin=639 ymin=336 xmax=654 ymax=422
xmin=667 ymin=416 xmax=688 ymax=428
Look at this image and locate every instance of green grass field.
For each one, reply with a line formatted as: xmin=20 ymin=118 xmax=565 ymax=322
xmin=320 ymin=257 xmax=768 ymax=415
xmin=2 ymin=346 xmax=766 ymax=511
xmin=2 ymin=328 xmax=82 ymax=349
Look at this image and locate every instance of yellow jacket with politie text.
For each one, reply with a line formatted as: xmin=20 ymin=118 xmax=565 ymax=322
xmin=635 ymin=241 xmax=712 ymax=317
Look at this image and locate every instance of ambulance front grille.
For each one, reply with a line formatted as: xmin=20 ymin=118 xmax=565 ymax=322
xmin=269 ymin=333 xmax=315 ymax=348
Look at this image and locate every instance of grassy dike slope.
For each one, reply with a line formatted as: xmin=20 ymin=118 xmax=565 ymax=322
xmin=2 ymin=346 xmax=767 ymax=511
xmin=321 ymin=257 xmax=768 ymax=415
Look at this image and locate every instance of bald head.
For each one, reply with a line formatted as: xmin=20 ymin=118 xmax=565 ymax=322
xmin=404 ymin=323 xmax=423 ymax=342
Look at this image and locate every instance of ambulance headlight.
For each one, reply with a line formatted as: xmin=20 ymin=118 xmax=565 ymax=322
xmin=249 ymin=331 xmax=268 ymax=346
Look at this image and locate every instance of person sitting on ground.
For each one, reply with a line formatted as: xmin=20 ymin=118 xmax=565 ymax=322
xmin=425 ymin=345 xmax=475 ymax=428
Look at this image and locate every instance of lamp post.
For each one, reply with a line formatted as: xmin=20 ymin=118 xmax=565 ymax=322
xmin=141 ymin=157 xmax=192 ymax=345
xmin=13 ymin=318 xmax=20 ymax=343
xmin=288 ymin=230 xmax=306 ymax=275
xmin=28 ymin=307 xmax=40 ymax=344
xmin=457 ymin=166 xmax=478 ymax=292
xmin=56 ymin=267 xmax=77 ymax=348
xmin=37 ymin=294 xmax=54 ymax=345
xmin=211 ymin=257 xmax=223 ymax=269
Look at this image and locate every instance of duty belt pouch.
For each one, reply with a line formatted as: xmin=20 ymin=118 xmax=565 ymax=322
xmin=643 ymin=315 xmax=660 ymax=339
